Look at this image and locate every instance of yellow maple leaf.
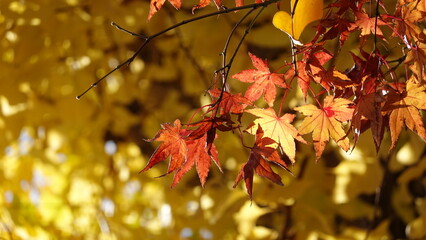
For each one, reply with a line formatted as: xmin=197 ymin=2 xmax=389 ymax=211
xmin=246 ymin=108 xmax=306 ymax=163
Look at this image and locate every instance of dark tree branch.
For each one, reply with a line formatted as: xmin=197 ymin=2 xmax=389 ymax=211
xmin=222 ymin=6 xmax=265 ymax=84
xmin=210 ymin=5 xmax=266 ymax=109
xmin=76 ymin=0 xmax=279 ymax=99
xmin=220 ymin=8 xmax=255 ymax=89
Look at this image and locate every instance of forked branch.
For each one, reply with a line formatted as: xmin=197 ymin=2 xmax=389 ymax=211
xmin=76 ymin=0 xmax=279 ymax=100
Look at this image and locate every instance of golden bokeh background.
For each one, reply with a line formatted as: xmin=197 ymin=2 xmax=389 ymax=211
xmin=0 ymin=0 xmax=425 ymax=239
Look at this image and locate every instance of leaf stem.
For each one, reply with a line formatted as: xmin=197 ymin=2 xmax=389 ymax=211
xmin=278 ymin=88 xmax=289 ymax=116
xmin=223 ymin=6 xmax=266 ymax=84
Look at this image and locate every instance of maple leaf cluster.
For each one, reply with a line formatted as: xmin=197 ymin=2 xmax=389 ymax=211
xmin=141 ymin=0 xmax=426 ymax=198
xmin=312 ymin=0 xmax=426 ymax=151
xmin=148 ymin=0 xmax=264 ymax=20
xmin=142 ymin=53 xmax=298 ymax=198
xmin=140 ymin=118 xmax=228 ymax=187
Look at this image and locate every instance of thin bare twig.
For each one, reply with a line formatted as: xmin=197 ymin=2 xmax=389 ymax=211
xmin=222 ymin=7 xmax=266 ymax=85
xmin=211 ymin=6 xmax=266 ymax=108
xmin=76 ymin=0 xmax=279 ymax=99
xmin=220 ymin=8 xmax=255 ymax=90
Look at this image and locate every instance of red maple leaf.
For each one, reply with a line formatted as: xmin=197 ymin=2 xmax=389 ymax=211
xmin=187 ymin=116 xmax=235 ymax=160
xmin=233 ymin=125 xmax=291 ymax=199
xmin=328 ymin=0 xmax=358 ymax=14
xmin=351 ymin=92 xmax=384 ymax=150
xmin=297 ymin=47 xmax=333 ymax=97
xmin=209 ymin=89 xmax=252 ymax=115
xmin=233 ymin=53 xmax=288 ymax=107
xmin=318 ymin=16 xmax=352 ymax=46
xmin=187 ymin=115 xmax=235 ymax=139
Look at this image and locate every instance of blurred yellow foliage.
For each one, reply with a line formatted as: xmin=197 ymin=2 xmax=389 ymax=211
xmin=0 ymin=0 xmax=425 ymax=240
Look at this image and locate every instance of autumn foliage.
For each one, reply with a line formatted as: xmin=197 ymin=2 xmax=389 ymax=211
xmin=1 ymin=0 xmax=426 ymax=239
xmin=136 ymin=0 xmax=426 ymax=199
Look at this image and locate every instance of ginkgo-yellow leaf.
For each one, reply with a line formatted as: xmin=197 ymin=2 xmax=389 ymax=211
xmin=273 ymin=0 xmax=324 ymax=40
xmin=273 ymin=11 xmax=293 ymax=38
xmin=246 ymin=108 xmax=306 ymax=163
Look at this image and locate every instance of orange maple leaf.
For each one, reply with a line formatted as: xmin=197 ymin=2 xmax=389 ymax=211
xmin=148 ymin=0 xmax=255 ymax=19
xmin=405 ymin=42 xmax=426 ymax=80
xmin=348 ymin=11 xmax=386 ymax=36
xmin=171 ymin=133 xmax=221 ymax=187
xmin=148 ymin=0 xmax=181 ymax=21
xmin=233 ymin=125 xmax=290 ymax=199
xmin=294 ymin=96 xmax=354 ymax=160
xmin=233 ymin=53 xmax=288 ymax=107
xmin=383 ymin=77 xmax=426 ymax=149
xmin=394 ymin=0 xmax=426 ymax=42
xmin=192 ymin=0 xmax=223 ymax=12
xmin=141 ymin=119 xmax=222 ymax=187
xmin=245 ymin=108 xmax=306 ymax=163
